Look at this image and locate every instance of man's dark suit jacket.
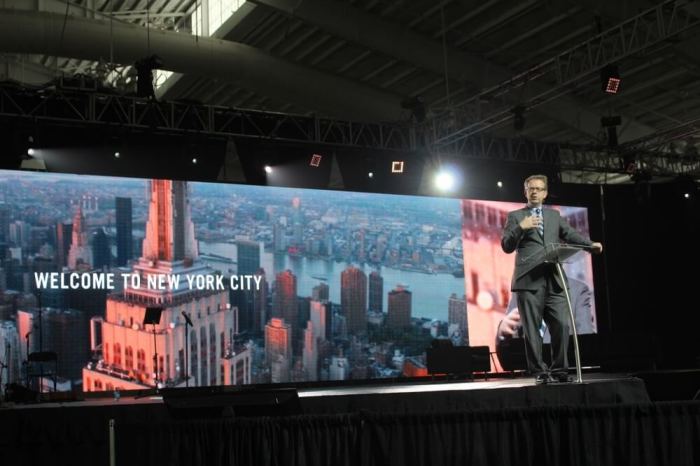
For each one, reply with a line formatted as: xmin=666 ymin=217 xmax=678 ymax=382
xmin=501 ymin=206 xmax=593 ymax=291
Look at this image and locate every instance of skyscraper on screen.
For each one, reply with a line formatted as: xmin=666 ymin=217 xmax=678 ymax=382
xmin=115 ymin=197 xmax=133 ymax=266
xmin=341 ymin=266 xmax=367 ymax=334
xmin=83 ymin=180 xmax=250 ymax=391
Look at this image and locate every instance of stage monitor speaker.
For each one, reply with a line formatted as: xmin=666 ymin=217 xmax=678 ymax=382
xmin=161 ymin=386 xmax=302 ymax=419
xmin=3 ymin=383 xmax=39 ymax=404
xmin=426 ymin=345 xmax=491 ymax=375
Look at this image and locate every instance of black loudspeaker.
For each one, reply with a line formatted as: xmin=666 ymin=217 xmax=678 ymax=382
xmin=426 ymin=345 xmax=491 ymax=375
xmin=161 ymin=386 xmax=302 ymax=419
xmin=3 ymin=383 xmax=39 ymax=403
xmin=143 ymin=307 xmax=163 ymax=326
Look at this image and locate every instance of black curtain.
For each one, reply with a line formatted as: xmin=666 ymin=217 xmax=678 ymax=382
xmin=107 ymin=402 xmax=700 ymax=466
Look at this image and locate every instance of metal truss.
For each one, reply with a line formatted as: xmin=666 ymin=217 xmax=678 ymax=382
xmin=561 ymin=145 xmax=700 ymax=178
xmin=1 ymin=83 xmax=697 ymax=178
xmin=431 ymin=134 xmax=562 ymax=165
xmin=432 ymin=0 xmax=700 ymax=147
xmin=0 ymin=83 xmax=413 ymax=151
xmin=619 ymin=116 xmax=700 ymax=153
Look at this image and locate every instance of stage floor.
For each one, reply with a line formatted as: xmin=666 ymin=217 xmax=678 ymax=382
xmin=299 ymin=373 xmax=651 ymax=414
xmin=299 ymin=372 xmax=621 ymax=397
xmin=1 ymin=373 xmax=651 ymax=415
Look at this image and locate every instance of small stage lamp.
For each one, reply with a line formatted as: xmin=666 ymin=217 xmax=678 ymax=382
xmin=601 ymin=64 xmax=621 ymax=94
xmin=310 ymin=154 xmax=322 ymax=167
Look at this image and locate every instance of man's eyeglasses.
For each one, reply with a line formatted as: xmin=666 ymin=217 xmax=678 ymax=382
xmin=526 ymin=186 xmax=546 ymax=192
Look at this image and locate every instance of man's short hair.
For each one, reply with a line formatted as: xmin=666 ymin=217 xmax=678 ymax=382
xmin=524 ymin=174 xmax=548 ymax=189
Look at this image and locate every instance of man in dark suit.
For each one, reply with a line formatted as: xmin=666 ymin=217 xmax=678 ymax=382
xmin=500 ymin=174 xmax=602 ymax=384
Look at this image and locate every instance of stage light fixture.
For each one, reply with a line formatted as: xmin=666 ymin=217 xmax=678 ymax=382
xmin=497 ymin=181 xmax=503 ymax=188
xmin=435 ymin=171 xmax=456 ymax=192
xmin=310 ymin=154 xmax=322 ymax=167
xmin=368 ymin=172 xmax=374 ymax=178
xmin=134 ymin=55 xmax=163 ymax=99
xmin=27 ymin=148 xmax=36 ymax=156
xmin=192 ymin=157 xmax=198 ymax=164
xmin=264 ymin=165 xmax=272 ymax=174
xmin=391 ymin=161 xmax=404 ymax=173
xmin=601 ymin=64 xmax=621 ymax=94
xmin=684 ymin=193 xmax=691 ymax=199
xmin=602 ymin=115 xmax=622 ymax=148
xmin=114 ymin=151 xmax=120 ymax=158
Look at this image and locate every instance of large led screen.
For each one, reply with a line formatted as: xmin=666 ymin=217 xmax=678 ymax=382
xmin=0 ymin=170 xmax=595 ymax=392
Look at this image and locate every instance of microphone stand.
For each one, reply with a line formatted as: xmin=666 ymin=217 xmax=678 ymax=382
xmin=182 ymin=312 xmax=193 ymax=387
xmin=37 ymin=305 xmax=44 ymax=393
xmin=543 ymin=243 xmax=595 ymax=384
xmin=0 ymin=344 xmax=7 ymax=401
xmin=24 ymin=331 xmax=32 ymax=387
xmin=151 ymin=323 xmax=159 ymax=388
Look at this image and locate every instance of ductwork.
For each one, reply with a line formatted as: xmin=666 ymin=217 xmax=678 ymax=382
xmin=0 ymin=8 xmax=405 ymax=122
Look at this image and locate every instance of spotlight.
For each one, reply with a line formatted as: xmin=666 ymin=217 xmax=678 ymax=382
xmin=27 ymin=148 xmax=36 ymax=156
xmin=684 ymin=193 xmax=691 ymax=199
xmin=435 ymin=171 xmax=456 ymax=192
xmin=310 ymin=154 xmax=322 ymax=167
xmin=192 ymin=157 xmax=198 ymax=164
xmin=368 ymin=172 xmax=374 ymax=178
xmin=391 ymin=161 xmax=404 ymax=174
xmin=601 ymin=64 xmax=621 ymax=94
xmin=602 ymin=115 xmax=621 ymax=148
xmin=134 ymin=55 xmax=163 ymax=99
xmin=264 ymin=165 xmax=272 ymax=174
xmin=114 ymin=151 xmax=120 ymax=158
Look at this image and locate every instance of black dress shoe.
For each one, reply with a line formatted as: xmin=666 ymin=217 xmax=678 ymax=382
xmin=535 ymin=373 xmax=554 ymax=385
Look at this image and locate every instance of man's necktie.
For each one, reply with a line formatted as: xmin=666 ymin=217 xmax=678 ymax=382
xmin=534 ymin=208 xmax=544 ymax=236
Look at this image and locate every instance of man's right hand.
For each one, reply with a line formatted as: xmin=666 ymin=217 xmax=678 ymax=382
xmin=519 ymin=215 xmax=541 ymax=230
xmin=497 ymin=309 xmax=521 ymax=339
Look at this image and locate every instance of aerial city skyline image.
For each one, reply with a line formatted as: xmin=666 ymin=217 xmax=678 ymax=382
xmin=0 ymin=170 xmax=470 ymax=392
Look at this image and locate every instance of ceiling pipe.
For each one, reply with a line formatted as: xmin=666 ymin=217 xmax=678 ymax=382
xmin=0 ymin=8 xmax=406 ymax=122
